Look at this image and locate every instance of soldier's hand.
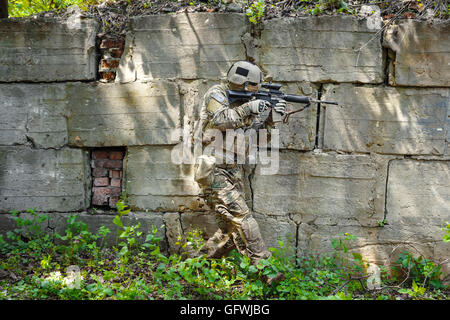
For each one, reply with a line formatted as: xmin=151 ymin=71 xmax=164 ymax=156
xmin=274 ymin=100 xmax=287 ymax=116
xmin=247 ymin=99 xmax=271 ymax=114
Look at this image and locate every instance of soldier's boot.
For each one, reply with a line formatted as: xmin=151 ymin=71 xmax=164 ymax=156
xmin=239 ymin=215 xmax=285 ymax=285
xmin=240 ymin=214 xmax=271 ymax=263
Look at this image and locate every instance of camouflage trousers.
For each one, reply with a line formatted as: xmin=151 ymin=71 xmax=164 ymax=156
xmin=200 ymin=165 xmax=271 ymax=265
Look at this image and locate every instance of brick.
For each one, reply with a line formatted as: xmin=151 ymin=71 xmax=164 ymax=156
xmin=100 ymin=59 xmax=120 ymax=69
xmin=104 ymin=160 xmax=123 ymax=169
xmin=99 ymin=71 xmax=116 ymax=81
xmin=110 ymin=187 xmax=122 ymax=196
xmin=92 ymin=193 xmax=108 ymax=206
xmin=91 ymin=159 xmax=106 ymax=168
xmin=92 ymin=150 xmax=108 ymax=159
xmin=100 ymin=38 xmax=124 ymax=50
xmin=109 ymin=170 xmax=121 ymax=179
xmin=109 ymin=151 xmax=124 ymax=160
xmin=92 ymin=168 xmax=108 ymax=177
xmin=92 ymin=187 xmax=110 ymax=206
xmin=93 ymin=187 xmax=110 ymax=196
xmin=94 ymin=177 xmax=109 ymax=187
xmin=111 ymin=178 xmax=121 ymax=187
xmin=109 ymin=197 xmax=119 ymax=208
xmin=109 ymin=48 xmax=124 ymax=58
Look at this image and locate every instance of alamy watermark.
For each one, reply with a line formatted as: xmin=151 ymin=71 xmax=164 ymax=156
xmin=64 ymin=265 xmax=82 ymax=289
xmin=171 ymin=125 xmax=281 ymax=175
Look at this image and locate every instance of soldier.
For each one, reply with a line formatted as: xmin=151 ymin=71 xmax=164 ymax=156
xmin=193 ymin=61 xmax=286 ymax=285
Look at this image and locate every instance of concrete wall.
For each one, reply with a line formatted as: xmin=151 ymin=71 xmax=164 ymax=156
xmin=0 ymin=14 xmax=448 ymax=276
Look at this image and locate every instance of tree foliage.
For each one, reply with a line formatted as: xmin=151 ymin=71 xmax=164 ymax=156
xmin=8 ymin=0 xmax=101 ymax=17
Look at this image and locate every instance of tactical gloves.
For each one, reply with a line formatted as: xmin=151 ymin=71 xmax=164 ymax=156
xmin=273 ymin=100 xmax=287 ymax=116
xmin=247 ymin=99 xmax=287 ymax=116
xmin=247 ymin=99 xmax=272 ymax=114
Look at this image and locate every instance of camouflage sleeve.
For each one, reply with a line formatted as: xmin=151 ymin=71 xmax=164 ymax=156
xmin=210 ymin=103 xmax=251 ymax=130
xmin=203 ymin=87 xmax=251 ymax=131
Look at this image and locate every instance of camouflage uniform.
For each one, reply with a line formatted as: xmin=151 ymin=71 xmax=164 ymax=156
xmin=195 ymin=83 xmax=272 ymax=265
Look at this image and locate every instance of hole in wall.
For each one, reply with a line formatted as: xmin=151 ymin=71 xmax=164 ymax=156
xmin=90 ymin=147 xmax=126 ymax=209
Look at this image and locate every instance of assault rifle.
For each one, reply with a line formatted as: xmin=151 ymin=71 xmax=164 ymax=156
xmin=226 ymin=83 xmax=338 ymax=127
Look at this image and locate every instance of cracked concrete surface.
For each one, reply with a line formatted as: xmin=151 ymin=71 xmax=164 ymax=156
xmin=0 ymin=13 xmax=448 ymax=276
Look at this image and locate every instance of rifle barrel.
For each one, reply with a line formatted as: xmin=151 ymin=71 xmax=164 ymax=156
xmin=312 ymin=100 xmax=339 ymax=105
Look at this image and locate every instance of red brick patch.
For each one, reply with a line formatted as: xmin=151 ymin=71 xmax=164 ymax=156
xmin=100 ymin=38 xmax=124 ymax=50
xmin=110 ymin=187 xmax=121 ymax=196
xmin=92 ymin=194 xmax=108 ymax=206
xmin=109 ymin=48 xmax=124 ymax=58
xmin=109 ymin=151 xmax=124 ymax=160
xmin=94 ymin=177 xmax=109 ymax=187
xmin=99 ymin=71 xmax=116 ymax=81
xmin=98 ymin=37 xmax=124 ymax=82
xmin=109 ymin=196 xmax=119 ymax=208
xmin=91 ymin=149 xmax=124 ymax=208
xmin=101 ymin=59 xmax=120 ymax=69
xmin=110 ymin=178 xmax=121 ymax=187
xmin=104 ymin=160 xmax=123 ymax=169
xmin=92 ymin=168 xmax=108 ymax=177
xmin=92 ymin=187 xmax=110 ymax=206
xmin=92 ymin=159 xmax=106 ymax=168
xmin=92 ymin=150 xmax=108 ymax=159
xmin=93 ymin=187 xmax=110 ymax=195
xmin=109 ymin=170 xmax=121 ymax=179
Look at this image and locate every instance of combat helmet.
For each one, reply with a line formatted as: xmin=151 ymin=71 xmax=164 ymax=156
xmin=226 ymin=61 xmax=264 ymax=87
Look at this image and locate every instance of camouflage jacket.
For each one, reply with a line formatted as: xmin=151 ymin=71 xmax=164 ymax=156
xmin=196 ymin=83 xmax=274 ymax=164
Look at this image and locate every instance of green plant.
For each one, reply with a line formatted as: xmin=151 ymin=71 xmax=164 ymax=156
xmin=55 ymin=214 xmax=101 ymax=263
xmin=331 ymin=233 xmax=367 ymax=272
xmin=9 ymin=208 xmax=49 ymax=240
xmin=3 ymin=208 xmax=53 ymax=257
xmin=8 ymin=0 xmax=102 ymax=17
xmin=246 ymin=0 xmax=265 ymax=24
xmin=394 ymin=251 xmax=443 ymax=289
xmin=332 ymin=291 xmax=353 ymax=300
xmin=1 ymin=204 xmax=448 ymax=301
xmin=398 ymin=280 xmax=427 ymax=299
xmin=112 ymin=199 xmax=144 ymax=259
xmin=311 ymin=3 xmax=322 ymax=15
xmin=40 ymin=255 xmax=52 ymax=270
xmin=443 ymin=221 xmax=450 ymax=242
xmin=142 ymin=0 xmax=152 ymax=9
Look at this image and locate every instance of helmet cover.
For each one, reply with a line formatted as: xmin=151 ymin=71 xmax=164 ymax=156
xmin=226 ymin=61 xmax=263 ymax=86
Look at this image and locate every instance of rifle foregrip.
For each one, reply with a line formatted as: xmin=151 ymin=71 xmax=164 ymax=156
xmin=282 ymin=94 xmax=311 ymax=104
